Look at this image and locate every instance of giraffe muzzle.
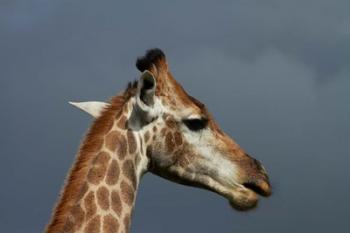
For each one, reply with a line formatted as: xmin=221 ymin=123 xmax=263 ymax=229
xmin=225 ymin=152 xmax=272 ymax=211
xmin=242 ymin=178 xmax=271 ymax=197
xmin=241 ymin=157 xmax=272 ymax=197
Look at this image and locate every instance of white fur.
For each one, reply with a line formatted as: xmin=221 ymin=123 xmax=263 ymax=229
xmin=183 ymin=128 xmax=239 ymax=187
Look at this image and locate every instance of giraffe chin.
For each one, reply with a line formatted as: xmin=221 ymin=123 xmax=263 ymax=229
xmin=227 ymin=187 xmax=259 ymax=211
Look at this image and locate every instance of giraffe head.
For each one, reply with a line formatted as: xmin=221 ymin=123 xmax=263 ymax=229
xmin=73 ymin=49 xmax=271 ymax=211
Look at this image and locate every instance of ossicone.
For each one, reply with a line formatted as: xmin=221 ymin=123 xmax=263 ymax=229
xmin=136 ymin=48 xmax=167 ymax=72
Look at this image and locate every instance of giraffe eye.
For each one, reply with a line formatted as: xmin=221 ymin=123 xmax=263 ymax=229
xmin=183 ymin=118 xmax=208 ymax=131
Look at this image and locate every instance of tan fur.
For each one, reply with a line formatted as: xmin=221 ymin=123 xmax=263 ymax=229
xmin=116 ymin=134 xmax=128 ymax=160
xmin=71 ymin=205 xmax=84 ymax=230
xmin=122 ymin=160 xmax=137 ymax=189
xmin=111 ymin=191 xmax=122 ymax=216
xmin=84 ymin=191 xmax=97 ymax=220
xmin=120 ymin=181 xmax=134 ymax=206
xmin=106 ymin=160 xmax=120 ymax=185
xmin=103 ymin=214 xmax=119 ymax=233
xmin=84 ymin=215 xmax=100 ymax=233
xmin=87 ymin=152 xmax=110 ymax=185
xmin=96 ymin=186 xmax=110 ymax=210
xmin=45 ymin=89 xmax=133 ymax=233
xmin=105 ymin=131 xmax=120 ymax=151
xmin=127 ymin=130 xmax=137 ymax=154
xmin=123 ymin=214 xmax=131 ymax=231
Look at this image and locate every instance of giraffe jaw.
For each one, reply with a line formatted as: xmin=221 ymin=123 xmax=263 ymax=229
xmin=156 ymin=165 xmax=261 ymax=211
xmin=203 ymin=177 xmax=261 ymax=211
xmin=192 ymin=174 xmax=263 ymax=211
xmin=227 ymin=184 xmax=260 ymax=211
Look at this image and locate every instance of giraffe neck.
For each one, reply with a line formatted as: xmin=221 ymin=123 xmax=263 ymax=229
xmin=46 ymin=99 xmax=149 ymax=233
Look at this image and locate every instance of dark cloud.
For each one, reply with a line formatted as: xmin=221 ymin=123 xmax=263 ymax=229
xmin=1 ymin=1 xmax=349 ymax=233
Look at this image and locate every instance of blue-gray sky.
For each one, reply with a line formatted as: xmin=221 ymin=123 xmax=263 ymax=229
xmin=1 ymin=0 xmax=350 ymax=232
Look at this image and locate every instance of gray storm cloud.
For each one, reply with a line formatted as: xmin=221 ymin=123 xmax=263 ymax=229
xmin=1 ymin=1 xmax=349 ymax=232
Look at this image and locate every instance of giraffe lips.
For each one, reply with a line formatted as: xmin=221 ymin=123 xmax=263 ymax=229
xmin=242 ymin=180 xmax=272 ymax=197
xmin=228 ymin=187 xmax=259 ymax=211
xmin=228 ymin=180 xmax=271 ymax=211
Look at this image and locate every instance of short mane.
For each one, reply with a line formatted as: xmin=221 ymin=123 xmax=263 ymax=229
xmin=45 ymin=84 xmax=136 ymax=233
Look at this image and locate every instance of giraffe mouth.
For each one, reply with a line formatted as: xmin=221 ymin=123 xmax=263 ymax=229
xmin=228 ymin=180 xmax=271 ymax=211
xmin=242 ymin=181 xmax=271 ymax=197
xmin=150 ymin=165 xmax=270 ymax=211
xmin=226 ymin=184 xmax=258 ymax=211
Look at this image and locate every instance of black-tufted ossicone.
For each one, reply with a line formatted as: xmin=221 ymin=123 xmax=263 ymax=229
xmin=135 ymin=48 xmax=166 ymax=72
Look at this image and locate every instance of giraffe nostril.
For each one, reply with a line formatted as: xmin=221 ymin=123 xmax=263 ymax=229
xmin=246 ymin=155 xmax=269 ymax=177
xmin=252 ymin=158 xmax=263 ymax=170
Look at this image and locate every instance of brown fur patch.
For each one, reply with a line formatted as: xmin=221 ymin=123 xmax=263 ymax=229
xmin=144 ymin=131 xmax=150 ymax=143
xmin=96 ymin=186 xmax=110 ymax=210
xmin=84 ymin=191 xmax=97 ymax=220
xmin=127 ymin=130 xmax=137 ymax=154
xmin=62 ymin=219 xmax=74 ymax=233
xmin=165 ymin=132 xmax=175 ymax=153
xmin=165 ymin=119 xmax=176 ymax=128
xmin=111 ymin=191 xmax=122 ymax=216
xmin=105 ymin=131 xmax=119 ymax=151
xmin=105 ymin=160 xmax=120 ymax=185
xmin=160 ymin=127 xmax=167 ymax=137
xmin=76 ymin=182 xmax=88 ymax=201
xmin=87 ymin=152 xmax=110 ymax=185
xmin=103 ymin=214 xmax=119 ymax=233
xmin=92 ymin=137 xmax=104 ymax=153
xmin=117 ymin=134 xmax=127 ymax=160
xmin=120 ymin=180 xmax=134 ymax=206
xmin=117 ymin=115 xmax=127 ymax=129
xmin=153 ymin=126 xmax=157 ymax=132
xmin=71 ymin=204 xmax=85 ymax=230
xmin=84 ymin=215 xmax=100 ymax=233
xmin=122 ymin=159 xmax=137 ymax=188
xmin=105 ymin=117 xmax=115 ymax=133
xmin=174 ymin=131 xmax=183 ymax=145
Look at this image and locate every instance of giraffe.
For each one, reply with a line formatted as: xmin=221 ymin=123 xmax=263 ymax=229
xmin=45 ymin=49 xmax=271 ymax=233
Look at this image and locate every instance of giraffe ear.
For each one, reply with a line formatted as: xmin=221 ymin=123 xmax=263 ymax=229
xmin=137 ymin=70 xmax=156 ymax=107
xmin=69 ymin=101 xmax=110 ymax=118
xmin=128 ymin=71 xmax=158 ymax=130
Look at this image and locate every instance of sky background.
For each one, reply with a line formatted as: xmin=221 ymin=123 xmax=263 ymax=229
xmin=1 ymin=0 xmax=350 ymax=232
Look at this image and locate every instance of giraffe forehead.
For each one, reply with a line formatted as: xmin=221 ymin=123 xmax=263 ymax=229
xmin=159 ymin=96 xmax=203 ymax=120
xmin=156 ymin=76 xmax=203 ymax=114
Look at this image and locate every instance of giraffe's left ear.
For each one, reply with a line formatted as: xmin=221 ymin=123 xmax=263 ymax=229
xmin=129 ymin=71 xmax=158 ymax=130
xmin=137 ymin=70 xmax=156 ymax=107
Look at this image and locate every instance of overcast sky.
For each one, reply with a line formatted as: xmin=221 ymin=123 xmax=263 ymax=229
xmin=1 ymin=1 xmax=350 ymax=232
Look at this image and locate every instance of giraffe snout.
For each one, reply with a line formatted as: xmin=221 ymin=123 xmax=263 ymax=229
xmin=241 ymin=156 xmax=272 ymax=197
xmin=242 ymin=177 xmax=271 ymax=197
